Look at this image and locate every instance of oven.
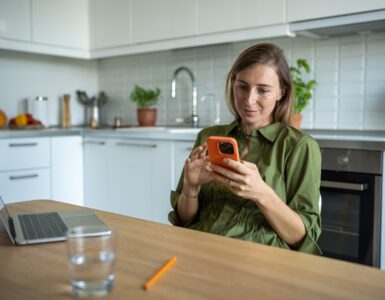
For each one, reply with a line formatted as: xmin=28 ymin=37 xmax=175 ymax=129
xmin=318 ymin=148 xmax=382 ymax=267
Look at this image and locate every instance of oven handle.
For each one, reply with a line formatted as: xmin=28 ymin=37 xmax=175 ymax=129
xmin=321 ymin=180 xmax=367 ymax=191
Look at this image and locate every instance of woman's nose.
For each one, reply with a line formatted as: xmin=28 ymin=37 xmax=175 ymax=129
xmin=246 ymin=88 xmax=258 ymax=104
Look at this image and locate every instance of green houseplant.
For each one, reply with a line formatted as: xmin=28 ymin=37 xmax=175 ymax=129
xmin=130 ymin=84 xmax=161 ymax=126
xmin=290 ymin=59 xmax=317 ymax=129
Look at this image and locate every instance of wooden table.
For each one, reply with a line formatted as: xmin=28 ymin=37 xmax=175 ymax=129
xmin=1 ymin=200 xmax=385 ymax=300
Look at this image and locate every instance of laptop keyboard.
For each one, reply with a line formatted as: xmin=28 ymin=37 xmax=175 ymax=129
xmin=18 ymin=212 xmax=68 ymax=240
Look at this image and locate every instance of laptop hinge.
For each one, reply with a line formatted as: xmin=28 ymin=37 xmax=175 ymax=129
xmin=8 ymin=217 xmax=16 ymax=239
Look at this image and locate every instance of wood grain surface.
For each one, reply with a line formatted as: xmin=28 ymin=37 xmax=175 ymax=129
xmin=1 ymin=200 xmax=385 ymax=300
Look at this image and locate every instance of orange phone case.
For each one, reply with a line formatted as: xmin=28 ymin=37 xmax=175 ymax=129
xmin=207 ymin=136 xmax=240 ymax=168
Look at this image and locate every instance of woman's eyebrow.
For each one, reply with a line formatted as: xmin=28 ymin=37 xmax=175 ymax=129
xmin=236 ymin=79 xmax=272 ymax=88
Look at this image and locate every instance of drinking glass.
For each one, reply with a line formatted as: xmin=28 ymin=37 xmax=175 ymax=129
xmin=66 ymin=226 xmax=116 ymax=297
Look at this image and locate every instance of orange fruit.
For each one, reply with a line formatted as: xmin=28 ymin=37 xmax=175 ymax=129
xmin=15 ymin=114 xmax=28 ymax=126
xmin=0 ymin=109 xmax=7 ymax=128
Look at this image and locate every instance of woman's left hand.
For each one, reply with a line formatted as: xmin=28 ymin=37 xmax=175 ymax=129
xmin=207 ymin=159 xmax=266 ymax=201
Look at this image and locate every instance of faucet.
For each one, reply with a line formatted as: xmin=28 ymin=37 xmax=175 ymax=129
xmin=171 ymin=66 xmax=199 ymax=127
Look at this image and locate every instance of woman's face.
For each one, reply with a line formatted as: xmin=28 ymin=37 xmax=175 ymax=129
xmin=233 ymin=63 xmax=282 ymax=131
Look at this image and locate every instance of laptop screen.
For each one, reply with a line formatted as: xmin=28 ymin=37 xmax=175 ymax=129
xmin=0 ymin=195 xmax=15 ymax=243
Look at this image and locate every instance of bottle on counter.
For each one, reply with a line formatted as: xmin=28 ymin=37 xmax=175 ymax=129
xmin=62 ymin=94 xmax=71 ymax=128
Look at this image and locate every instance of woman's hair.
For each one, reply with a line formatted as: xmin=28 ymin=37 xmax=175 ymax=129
xmin=225 ymin=43 xmax=293 ymax=125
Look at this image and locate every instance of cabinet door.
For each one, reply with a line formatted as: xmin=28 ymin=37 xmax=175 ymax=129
xmin=287 ymin=0 xmax=385 ymax=22
xmin=0 ymin=137 xmax=50 ymax=171
xmin=108 ymin=138 xmax=172 ymax=224
xmin=83 ymin=137 xmax=109 ymax=210
xmin=51 ymin=136 xmax=84 ymax=206
xmin=172 ymin=141 xmax=194 ymax=190
xmin=89 ymin=0 xmax=131 ymax=49
xmin=0 ymin=0 xmax=31 ymax=41
xmin=132 ymin=0 xmax=196 ymax=43
xmin=0 ymin=168 xmax=50 ymax=203
xmin=31 ymin=0 xmax=89 ymax=49
xmin=198 ymin=0 xmax=285 ymax=35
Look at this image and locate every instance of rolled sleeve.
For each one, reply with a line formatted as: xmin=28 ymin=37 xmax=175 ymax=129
xmin=285 ymin=135 xmax=322 ymax=255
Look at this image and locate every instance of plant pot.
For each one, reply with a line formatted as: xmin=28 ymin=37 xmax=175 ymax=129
xmin=292 ymin=114 xmax=303 ymax=130
xmin=137 ymin=108 xmax=157 ymax=127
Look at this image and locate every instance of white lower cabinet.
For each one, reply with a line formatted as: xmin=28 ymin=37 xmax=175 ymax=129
xmin=0 ymin=137 xmax=51 ymax=203
xmin=172 ymin=141 xmax=194 ymax=189
xmin=84 ymin=136 xmax=173 ymax=224
xmin=51 ymin=136 xmax=84 ymax=206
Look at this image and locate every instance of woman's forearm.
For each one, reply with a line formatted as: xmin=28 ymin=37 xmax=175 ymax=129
xmin=253 ymin=184 xmax=306 ymax=247
xmin=176 ymin=192 xmax=199 ymax=225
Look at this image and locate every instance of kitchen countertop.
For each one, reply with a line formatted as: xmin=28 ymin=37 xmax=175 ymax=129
xmin=1 ymin=126 xmax=385 ymax=150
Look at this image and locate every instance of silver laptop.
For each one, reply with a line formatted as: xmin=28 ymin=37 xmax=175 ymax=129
xmin=0 ymin=196 xmax=110 ymax=245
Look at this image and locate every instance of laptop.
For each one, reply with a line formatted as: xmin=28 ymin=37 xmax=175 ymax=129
xmin=0 ymin=196 xmax=110 ymax=245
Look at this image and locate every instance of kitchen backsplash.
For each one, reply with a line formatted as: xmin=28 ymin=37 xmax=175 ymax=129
xmin=0 ymin=50 xmax=98 ymax=126
xmin=1 ymin=32 xmax=385 ymax=129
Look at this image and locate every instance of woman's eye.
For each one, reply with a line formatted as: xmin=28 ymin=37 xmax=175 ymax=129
xmin=236 ymin=85 xmax=247 ymax=91
xmin=258 ymin=88 xmax=269 ymax=94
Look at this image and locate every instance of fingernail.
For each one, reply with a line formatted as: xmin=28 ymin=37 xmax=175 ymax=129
xmin=223 ymin=158 xmax=228 ymax=163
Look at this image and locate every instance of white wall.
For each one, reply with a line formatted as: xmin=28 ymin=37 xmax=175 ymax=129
xmin=98 ymin=32 xmax=385 ymax=130
xmin=0 ymin=50 xmax=98 ymax=126
xmin=1 ymin=31 xmax=384 ymax=130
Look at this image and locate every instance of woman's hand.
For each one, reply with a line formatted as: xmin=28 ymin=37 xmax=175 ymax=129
xmin=183 ymin=144 xmax=212 ymax=196
xmin=207 ymin=158 xmax=267 ymax=202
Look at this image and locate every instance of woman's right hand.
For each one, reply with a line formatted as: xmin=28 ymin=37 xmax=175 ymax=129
xmin=183 ymin=144 xmax=212 ymax=196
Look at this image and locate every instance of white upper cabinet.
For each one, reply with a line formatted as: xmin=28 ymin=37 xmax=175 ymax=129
xmin=0 ymin=0 xmax=31 ymax=41
xmin=89 ymin=0 xmax=131 ymax=49
xmin=132 ymin=0 xmax=196 ymax=44
xmin=31 ymin=0 xmax=89 ymax=49
xmin=287 ymin=0 xmax=385 ymax=22
xmin=198 ymin=0 xmax=285 ymax=35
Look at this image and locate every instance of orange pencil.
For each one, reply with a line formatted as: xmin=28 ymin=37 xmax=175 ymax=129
xmin=143 ymin=256 xmax=177 ymax=290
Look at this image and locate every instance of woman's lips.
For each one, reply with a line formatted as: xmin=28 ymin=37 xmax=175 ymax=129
xmin=244 ymin=109 xmax=260 ymax=116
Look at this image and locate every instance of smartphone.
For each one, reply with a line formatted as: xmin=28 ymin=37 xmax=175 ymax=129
xmin=206 ymin=136 xmax=240 ymax=168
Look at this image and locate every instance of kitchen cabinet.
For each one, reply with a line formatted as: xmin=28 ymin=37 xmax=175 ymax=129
xmin=89 ymin=0 xmax=131 ymax=49
xmin=198 ymin=0 xmax=285 ymax=35
xmin=287 ymin=0 xmax=385 ymax=22
xmin=172 ymin=141 xmax=194 ymax=190
xmin=131 ymin=0 xmax=196 ymax=44
xmin=83 ymin=136 xmax=109 ymax=211
xmin=51 ymin=136 xmax=84 ymax=206
xmin=32 ymin=0 xmax=89 ymax=49
xmin=0 ymin=0 xmax=31 ymax=41
xmin=84 ymin=136 xmax=173 ymax=224
xmin=0 ymin=137 xmax=51 ymax=203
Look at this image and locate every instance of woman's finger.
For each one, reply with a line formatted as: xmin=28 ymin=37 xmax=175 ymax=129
xmin=198 ymin=144 xmax=208 ymax=159
xmin=190 ymin=146 xmax=202 ymax=160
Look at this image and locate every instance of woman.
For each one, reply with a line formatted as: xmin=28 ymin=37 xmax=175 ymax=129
xmin=169 ymin=43 xmax=321 ymax=254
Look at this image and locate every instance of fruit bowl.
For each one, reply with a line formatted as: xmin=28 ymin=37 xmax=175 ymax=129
xmin=9 ymin=124 xmax=45 ymax=130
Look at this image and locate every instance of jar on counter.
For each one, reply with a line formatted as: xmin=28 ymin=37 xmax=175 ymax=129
xmin=28 ymin=96 xmax=49 ymax=126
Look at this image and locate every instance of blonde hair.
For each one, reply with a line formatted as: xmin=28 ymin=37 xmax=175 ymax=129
xmin=225 ymin=43 xmax=294 ymax=125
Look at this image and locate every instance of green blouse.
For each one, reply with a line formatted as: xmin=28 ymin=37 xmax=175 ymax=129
xmin=169 ymin=120 xmax=322 ymax=254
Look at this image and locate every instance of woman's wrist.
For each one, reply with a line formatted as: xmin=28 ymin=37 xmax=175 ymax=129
xmin=181 ymin=190 xmax=198 ymax=199
xmin=182 ymin=181 xmax=200 ymax=198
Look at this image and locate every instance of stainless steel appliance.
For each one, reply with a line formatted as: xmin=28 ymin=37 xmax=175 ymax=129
xmin=318 ymin=148 xmax=382 ymax=267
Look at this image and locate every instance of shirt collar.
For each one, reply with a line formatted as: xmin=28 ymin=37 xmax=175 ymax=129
xmin=224 ymin=119 xmax=284 ymax=143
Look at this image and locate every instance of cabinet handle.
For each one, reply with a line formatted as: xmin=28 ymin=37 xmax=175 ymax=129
xmin=320 ymin=180 xmax=367 ymax=191
xmin=116 ymin=142 xmax=157 ymax=148
xmin=9 ymin=143 xmax=38 ymax=147
xmin=9 ymin=174 xmax=39 ymax=180
xmin=84 ymin=141 xmax=106 ymax=145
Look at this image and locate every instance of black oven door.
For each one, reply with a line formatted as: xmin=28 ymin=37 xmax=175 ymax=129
xmin=318 ymin=170 xmax=379 ymax=266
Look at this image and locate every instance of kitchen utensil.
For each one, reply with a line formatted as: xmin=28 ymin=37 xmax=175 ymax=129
xmin=62 ymin=94 xmax=71 ymax=128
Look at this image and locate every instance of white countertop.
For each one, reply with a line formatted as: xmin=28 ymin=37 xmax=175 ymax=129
xmin=1 ymin=126 xmax=385 ymax=150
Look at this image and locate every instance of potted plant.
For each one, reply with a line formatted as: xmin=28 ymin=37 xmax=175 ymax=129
xmin=290 ymin=58 xmax=317 ymax=130
xmin=130 ymin=84 xmax=161 ymax=127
